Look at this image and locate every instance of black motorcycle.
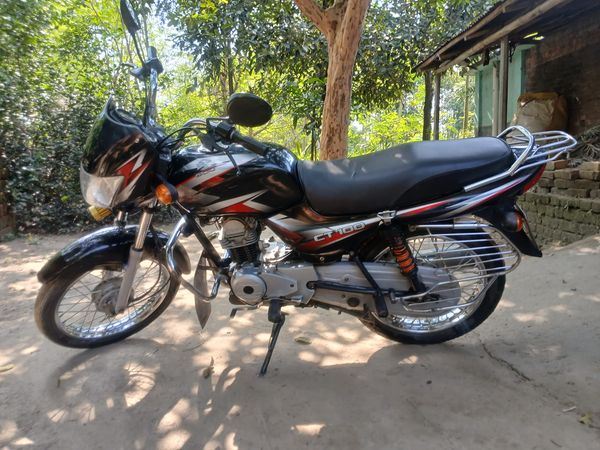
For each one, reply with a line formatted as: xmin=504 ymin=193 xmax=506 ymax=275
xmin=35 ymin=1 xmax=577 ymax=375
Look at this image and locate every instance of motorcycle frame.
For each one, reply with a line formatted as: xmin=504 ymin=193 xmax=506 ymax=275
xmin=160 ymin=164 xmax=538 ymax=301
xmin=161 ymin=126 xmax=576 ymax=272
xmin=123 ymin=124 xmax=577 ymax=307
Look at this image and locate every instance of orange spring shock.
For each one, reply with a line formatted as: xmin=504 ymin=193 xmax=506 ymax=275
xmin=388 ymin=235 xmax=417 ymax=274
xmin=384 ymin=227 xmax=426 ymax=292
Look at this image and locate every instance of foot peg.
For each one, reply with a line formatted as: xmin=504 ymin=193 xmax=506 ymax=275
xmin=259 ymin=300 xmax=286 ymax=376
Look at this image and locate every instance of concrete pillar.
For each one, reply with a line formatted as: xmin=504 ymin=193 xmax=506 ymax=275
xmin=433 ymin=72 xmax=442 ymax=140
xmin=499 ymin=36 xmax=510 ymax=131
xmin=492 ymin=62 xmax=499 ymax=136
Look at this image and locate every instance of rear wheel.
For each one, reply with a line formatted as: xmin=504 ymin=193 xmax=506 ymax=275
xmin=359 ymin=229 xmax=506 ymax=344
xmin=35 ymin=252 xmax=179 ymax=348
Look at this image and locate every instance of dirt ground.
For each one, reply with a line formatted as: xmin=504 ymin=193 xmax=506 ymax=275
xmin=0 ymin=231 xmax=599 ymax=450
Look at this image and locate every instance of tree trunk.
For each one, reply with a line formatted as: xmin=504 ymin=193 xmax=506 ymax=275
xmin=422 ymin=71 xmax=433 ymax=141
xmin=294 ymin=0 xmax=370 ymax=160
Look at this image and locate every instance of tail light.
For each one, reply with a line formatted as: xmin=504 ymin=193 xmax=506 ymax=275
xmin=501 ymin=211 xmax=524 ymax=232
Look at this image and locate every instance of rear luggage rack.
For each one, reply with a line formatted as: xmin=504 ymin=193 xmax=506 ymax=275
xmin=464 ymin=126 xmax=577 ymax=192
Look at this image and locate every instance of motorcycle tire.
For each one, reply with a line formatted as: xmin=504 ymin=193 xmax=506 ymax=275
xmin=35 ymin=252 xmax=179 ymax=348
xmin=358 ymin=229 xmax=506 ymax=345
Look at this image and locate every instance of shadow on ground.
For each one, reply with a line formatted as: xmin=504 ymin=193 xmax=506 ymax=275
xmin=1 ymin=234 xmax=599 ymax=449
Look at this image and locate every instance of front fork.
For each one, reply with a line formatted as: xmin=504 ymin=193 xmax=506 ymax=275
xmin=114 ymin=207 xmax=154 ymax=314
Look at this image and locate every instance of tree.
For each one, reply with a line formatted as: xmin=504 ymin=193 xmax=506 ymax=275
xmin=422 ymin=71 xmax=433 ymax=140
xmin=164 ymin=0 xmax=421 ymax=160
xmin=1 ymin=0 xmax=141 ymax=232
xmin=293 ymin=0 xmax=370 ymax=159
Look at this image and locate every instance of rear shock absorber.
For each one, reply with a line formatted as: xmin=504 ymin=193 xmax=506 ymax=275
xmin=383 ymin=225 xmax=427 ymax=293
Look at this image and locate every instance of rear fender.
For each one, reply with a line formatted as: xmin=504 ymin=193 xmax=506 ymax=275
xmin=37 ymin=225 xmax=191 ymax=284
xmin=477 ymin=201 xmax=542 ymax=257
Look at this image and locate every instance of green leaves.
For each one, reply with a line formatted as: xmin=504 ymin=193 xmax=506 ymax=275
xmin=1 ymin=0 xmax=137 ymax=232
xmin=0 ymin=0 xmax=494 ymax=233
xmin=164 ymin=0 xmax=493 ymax=146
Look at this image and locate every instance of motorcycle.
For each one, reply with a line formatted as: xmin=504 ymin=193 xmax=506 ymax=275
xmin=35 ymin=0 xmax=577 ymax=375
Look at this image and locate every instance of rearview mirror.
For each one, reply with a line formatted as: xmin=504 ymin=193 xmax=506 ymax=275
xmin=227 ymin=93 xmax=273 ymax=128
xmin=120 ymin=0 xmax=141 ymax=37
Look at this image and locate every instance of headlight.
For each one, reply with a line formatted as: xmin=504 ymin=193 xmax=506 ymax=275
xmin=80 ymin=165 xmax=124 ymax=208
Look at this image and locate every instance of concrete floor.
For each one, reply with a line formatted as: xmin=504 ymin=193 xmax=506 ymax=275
xmin=0 ymin=232 xmax=599 ymax=450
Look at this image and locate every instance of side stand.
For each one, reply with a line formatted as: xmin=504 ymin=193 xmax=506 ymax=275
xmin=259 ymin=300 xmax=286 ymax=376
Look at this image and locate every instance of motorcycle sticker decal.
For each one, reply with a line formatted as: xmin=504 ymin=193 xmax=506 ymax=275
xmin=116 ymin=150 xmax=150 ymax=188
xmin=177 ymin=154 xmax=258 ymax=191
xmin=206 ymin=189 xmax=271 ymax=214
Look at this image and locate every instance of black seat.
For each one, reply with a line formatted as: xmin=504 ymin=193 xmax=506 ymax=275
xmin=297 ymin=137 xmax=514 ymax=216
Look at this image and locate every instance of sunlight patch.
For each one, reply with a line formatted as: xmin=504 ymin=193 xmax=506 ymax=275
xmin=157 ymin=429 xmax=191 ymax=450
xmin=292 ymin=423 xmax=325 ymax=436
xmin=398 ymin=355 xmax=418 ymax=365
xmin=513 ymin=313 xmax=546 ymax=324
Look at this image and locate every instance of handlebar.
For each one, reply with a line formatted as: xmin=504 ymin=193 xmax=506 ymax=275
xmin=213 ymin=122 xmax=270 ymax=156
xmin=230 ymin=130 xmax=270 ymax=156
xmin=174 ymin=119 xmax=270 ymax=157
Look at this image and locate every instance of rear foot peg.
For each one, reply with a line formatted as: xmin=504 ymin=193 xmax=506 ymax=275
xmin=259 ymin=300 xmax=286 ymax=376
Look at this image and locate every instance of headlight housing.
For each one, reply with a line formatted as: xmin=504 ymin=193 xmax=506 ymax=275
xmin=80 ymin=165 xmax=124 ymax=208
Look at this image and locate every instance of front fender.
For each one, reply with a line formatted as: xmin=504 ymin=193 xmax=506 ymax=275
xmin=37 ymin=225 xmax=191 ymax=284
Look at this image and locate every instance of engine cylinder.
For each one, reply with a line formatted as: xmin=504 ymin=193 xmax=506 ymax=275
xmin=219 ymin=217 xmax=260 ymax=263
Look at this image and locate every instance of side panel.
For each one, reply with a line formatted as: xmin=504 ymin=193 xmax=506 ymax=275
xmin=265 ymin=173 xmax=542 ymax=259
xmin=170 ymin=144 xmax=302 ymax=216
xmin=265 ymin=203 xmax=381 ymax=258
xmin=37 ymin=225 xmax=191 ymax=284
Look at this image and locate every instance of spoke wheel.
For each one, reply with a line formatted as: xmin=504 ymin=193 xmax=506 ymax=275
xmin=359 ymin=229 xmax=506 ymax=345
xmin=36 ymin=254 xmax=179 ymax=348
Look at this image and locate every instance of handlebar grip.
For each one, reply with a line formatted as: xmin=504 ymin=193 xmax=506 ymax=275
xmin=230 ymin=130 xmax=269 ymax=156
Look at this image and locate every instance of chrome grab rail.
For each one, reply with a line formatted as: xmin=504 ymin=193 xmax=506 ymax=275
xmin=464 ymin=126 xmax=577 ymax=192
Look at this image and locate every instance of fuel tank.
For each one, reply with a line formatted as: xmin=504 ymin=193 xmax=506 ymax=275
xmin=168 ymin=143 xmax=303 ymax=216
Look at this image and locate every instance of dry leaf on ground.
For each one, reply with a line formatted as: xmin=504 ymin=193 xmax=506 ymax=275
xmin=294 ymin=336 xmax=312 ymax=345
xmin=202 ymin=357 xmax=215 ymax=379
xmin=0 ymin=364 xmax=15 ymax=373
xmin=578 ymin=413 xmax=593 ymax=426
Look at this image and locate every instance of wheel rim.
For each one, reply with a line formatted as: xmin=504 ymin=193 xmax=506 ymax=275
xmin=54 ymin=259 xmax=171 ymax=340
xmin=373 ymin=234 xmax=493 ymax=333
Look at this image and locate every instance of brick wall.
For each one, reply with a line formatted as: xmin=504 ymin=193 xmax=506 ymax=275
xmin=519 ymin=161 xmax=600 ymax=246
xmin=524 ymin=7 xmax=600 ymax=135
xmin=0 ymin=158 xmax=14 ymax=238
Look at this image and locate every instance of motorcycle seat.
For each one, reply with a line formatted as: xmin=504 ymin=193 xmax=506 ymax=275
xmin=296 ymin=137 xmax=514 ymax=216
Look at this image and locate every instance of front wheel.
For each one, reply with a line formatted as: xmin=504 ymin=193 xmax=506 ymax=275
xmin=35 ymin=251 xmax=179 ymax=348
xmin=359 ymin=229 xmax=507 ymax=345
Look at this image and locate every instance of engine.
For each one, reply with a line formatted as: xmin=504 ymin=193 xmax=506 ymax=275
xmin=219 ymin=217 xmax=263 ymax=305
xmin=219 ymin=217 xmax=261 ymax=263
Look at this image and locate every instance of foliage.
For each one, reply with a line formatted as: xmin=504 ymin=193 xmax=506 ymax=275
xmin=348 ymin=69 xmax=477 ymax=155
xmin=1 ymin=0 xmax=495 ymax=233
xmin=163 ymin=0 xmax=494 ymax=150
xmin=1 ymin=0 xmax=139 ymax=232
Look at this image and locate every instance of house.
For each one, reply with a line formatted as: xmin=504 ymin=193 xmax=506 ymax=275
xmin=416 ymin=0 xmax=600 ymax=138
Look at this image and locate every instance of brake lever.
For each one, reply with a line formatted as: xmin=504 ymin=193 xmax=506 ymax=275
xmin=224 ymin=147 xmax=242 ymax=176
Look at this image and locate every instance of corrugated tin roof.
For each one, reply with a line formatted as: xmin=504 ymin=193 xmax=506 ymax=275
xmin=416 ymin=0 xmax=591 ymax=72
